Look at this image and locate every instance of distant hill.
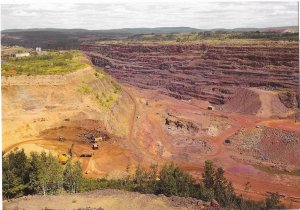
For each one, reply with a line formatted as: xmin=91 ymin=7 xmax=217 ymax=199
xmin=1 ymin=27 xmax=204 ymax=50
xmin=212 ymin=26 xmax=298 ymax=32
xmin=2 ymin=27 xmax=203 ymax=34
xmin=1 ymin=26 xmax=298 ymax=50
xmin=2 ymin=26 xmax=298 ymax=33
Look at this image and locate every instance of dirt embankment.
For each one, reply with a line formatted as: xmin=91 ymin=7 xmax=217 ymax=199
xmin=3 ymin=189 xmax=224 ymax=210
xmin=221 ymin=88 xmax=291 ymax=117
xmin=2 ymin=65 xmax=135 ymax=177
xmin=221 ymin=88 xmax=261 ymax=115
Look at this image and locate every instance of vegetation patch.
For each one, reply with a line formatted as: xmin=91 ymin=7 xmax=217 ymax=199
xmin=3 ymin=150 xmax=285 ymax=210
xmin=77 ymin=76 xmax=121 ymax=111
xmin=2 ymin=50 xmax=87 ymax=76
xmin=78 ymin=84 xmax=93 ymax=95
xmin=94 ymin=71 xmax=105 ymax=79
xmin=130 ymin=31 xmax=299 ymax=42
xmin=96 ymin=92 xmax=120 ymax=110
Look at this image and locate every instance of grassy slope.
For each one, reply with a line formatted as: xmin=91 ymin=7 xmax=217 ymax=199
xmin=2 ymin=47 xmax=129 ymax=138
xmin=77 ymin=71 xmax=122 ymax=111
xmin=2 ymin=50 xmax=88 ymax=76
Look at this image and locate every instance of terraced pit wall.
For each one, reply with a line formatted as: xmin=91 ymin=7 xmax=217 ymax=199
xmin=81 ymin=41 xmax=299 ymax=108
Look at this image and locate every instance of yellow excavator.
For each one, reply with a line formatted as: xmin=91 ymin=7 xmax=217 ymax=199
xmin=58 ymin=143 xmax=74 ymax=164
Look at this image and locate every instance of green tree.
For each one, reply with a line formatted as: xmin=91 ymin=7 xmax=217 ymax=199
xmin=2 ymin=149 xmax=29 ymax=199
xmin=28 ymin=152 xmax=42 ymax=194
xmin=265 ymin=192 xmax=280 ymax=209
xmin=133 ymin=165 xmax=144 ymax=192
xmin=203 ymin=160 xmax=215 ymax=189
xmin=213 ymin=167 xmax=235 ymax=207
xmin=146 ymin=164 xmax=158 ymax=193
xmin=2 ymin=156 xmax=26 ymax=199
xmin=157 ymin=162 xmax=194 ymax=197
xmin=64 ymin=161 xmax=83 ymax=193
xmin=132 ymin=164 xmax=158 ymax=194
xmin=38 ymin=152 xmax=64 ymax=195
xmin=158 ymin=163 xmax=179 ymax=196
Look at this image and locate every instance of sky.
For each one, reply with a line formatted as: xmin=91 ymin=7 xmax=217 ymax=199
xmin=1 ymin=1 xmax=299 ymax=30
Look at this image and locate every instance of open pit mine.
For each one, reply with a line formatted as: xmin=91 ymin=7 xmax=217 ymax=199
xmin=2 ymin=39 xmax=300 ymax=208
xmin=80 ymin=40 xmax=300 ymax=206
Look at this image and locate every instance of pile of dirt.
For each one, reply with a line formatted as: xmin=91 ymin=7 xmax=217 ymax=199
xmin=227 ymin=126 xmax=300 ymax=170
xmin=221 ymin=88 xmax=261 ymax=115
xmin=3 ymin=189 xmax=225 ymax=210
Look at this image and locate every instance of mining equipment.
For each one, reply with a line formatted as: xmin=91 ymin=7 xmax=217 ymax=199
xmin=58 ymin=136 xmax=65 ymax=142
xmin=207 ymin=106 xmax=215 ymax=110
xmin=58 ymin=154 xmax=69 ymax=165
xmin=80 ymin=153 xmax=93 ymax=157
xmin=58 ymin=143 xmax=74 ymax=164
xmin=92 ymin=143 xmax=99 ymax=150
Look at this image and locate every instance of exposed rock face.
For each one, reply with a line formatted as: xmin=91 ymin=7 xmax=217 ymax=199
xmin=278 ymin=92 xmax=299 ymax=108
xmin=81 ymin=42 xmax=299 ymax=107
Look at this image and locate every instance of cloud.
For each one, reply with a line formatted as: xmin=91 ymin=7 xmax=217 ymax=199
xmin=10 ymin=9 xmax=38 ymax=17
xmin=1 ymin=2 xmax=298 ymax=30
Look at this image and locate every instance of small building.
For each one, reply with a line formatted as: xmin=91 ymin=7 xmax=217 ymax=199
xmin=36 ymin=47 xmax=42 ymax=53
xmin=92 ymin=143 xmax=99 ymax=150
xmin=12 ymin=52 xmax=30 ymax=58
xmin=207 ymin=105 xmax=215 ymax=111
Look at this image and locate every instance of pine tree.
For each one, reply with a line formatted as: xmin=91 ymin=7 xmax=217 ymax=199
xmin=266 ymin=192 xmax=280 ymax=209
xmin=28 ymin=152 xmax=42 ymax=194
xmin=2 ymin=155 xmax=26 ymax=199
xmin=214 ymin=167 xmax=235 ymax=206
xmin=203 ymin=160 xmax=215 ymax=189
xmin=158 ymin=162 xmax=178 ymax=196
xmin=147 ymin=163 xmax=158 ymax=193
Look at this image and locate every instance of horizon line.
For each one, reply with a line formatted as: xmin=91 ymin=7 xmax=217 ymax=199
xmin=2 ymin=25 xmax=299 ymax=32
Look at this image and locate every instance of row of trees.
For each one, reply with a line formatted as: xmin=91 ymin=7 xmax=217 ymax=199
xmin=2 ymin=150 xmax=283 ymax=209
xmin=3 ymin=150 xmax=82 ymax=199
xmin=132 ymin=31 xmax=298 ymax=42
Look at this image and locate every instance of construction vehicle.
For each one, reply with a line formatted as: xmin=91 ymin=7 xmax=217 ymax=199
xmin=58 ymin=136 xmax=65 ymax=142
xmin=84 ymin=133 xmax=94 ymax=140
xmin=58 ymin=143 xmax=74 ymax=164
xmin=207 ymin=105 xmax=215 ymax=110
xmin=80 ymin=153 xmax=93 ymax=157
xmin=92 ymin=137 xmax=102 ymax=143
xmin=58 ymin=154 xmax=69 ymax=164
xmin=92 ymin=143 xmax=99 ymax=150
